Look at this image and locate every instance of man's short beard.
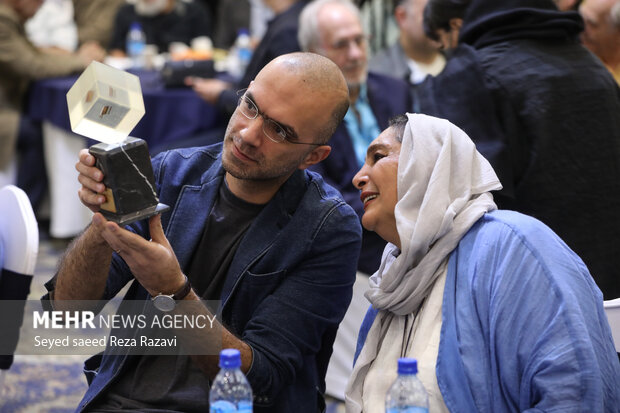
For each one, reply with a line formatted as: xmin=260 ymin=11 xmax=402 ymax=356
xmin=221 ymin=135 xmax=311 ymax=183
xmin=222 ymin=152 xmax=304 ymax=182
xmin=346 ymin=71 xmax=368 ymax=91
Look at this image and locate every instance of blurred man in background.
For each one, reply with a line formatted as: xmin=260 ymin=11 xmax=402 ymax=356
xmin=298 ymin=0 xmax=411 ymax=401
xmin=580 ymin=0 xmax=620 ymax=84
xmin=369 ymin=0 xmax=445 ymax=101
xmin=108 ymin=0 xmax=212 ymax=57
xmin=187 ymin=0 xmax=306 ymax=118
xmin=0 ymin=0 xmax=103 ymax=207
xmin=419 ymin=0 xmax=620 ymax=299
xmin=73 ymin=0 xmax=124 ymax=49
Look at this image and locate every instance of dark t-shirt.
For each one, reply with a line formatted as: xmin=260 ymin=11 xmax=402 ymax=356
xmin=185 ymin=180 xmax=265 ymax=300
xmin=109 ymin=1 xmax=212 ymax=54
xmin=87 ymin=181 xmax=265 ymax=412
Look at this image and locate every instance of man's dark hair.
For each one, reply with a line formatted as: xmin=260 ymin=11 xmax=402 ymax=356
xmin=320 ymin=98 xmax=350 ymax=144
xmin=388 ymin=114 xmax=409 ymax=143
xmin=423 ymin=0 xmax=471 ymax=41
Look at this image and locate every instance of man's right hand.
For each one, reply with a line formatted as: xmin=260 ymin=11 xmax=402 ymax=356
xmin=76 ymin=149 xmax=106 ymax=213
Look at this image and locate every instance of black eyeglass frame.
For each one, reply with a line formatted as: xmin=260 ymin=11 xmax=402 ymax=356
xmin=236 ymin=91 xmax=323 ymax=146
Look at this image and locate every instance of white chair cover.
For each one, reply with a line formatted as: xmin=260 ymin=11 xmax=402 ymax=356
xmin=603 ymin=298 xmax=620 ymax=352
xmin=0 ymin=185 xmax=38 ymax=275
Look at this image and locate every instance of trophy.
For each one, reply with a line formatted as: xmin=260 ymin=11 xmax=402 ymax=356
xmin=66 ymin=61 xmax=169 ymax=225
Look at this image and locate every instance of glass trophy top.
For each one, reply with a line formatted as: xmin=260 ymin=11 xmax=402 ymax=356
xmin=66 ymin=61 xmax=145 ymax=144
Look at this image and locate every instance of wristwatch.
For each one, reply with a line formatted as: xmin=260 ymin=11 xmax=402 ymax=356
xmin=151 ymin=275 xmax=192 ymax=312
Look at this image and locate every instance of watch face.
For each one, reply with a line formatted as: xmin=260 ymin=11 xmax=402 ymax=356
xmin=152 ymin=295 xmax=175 ymax=312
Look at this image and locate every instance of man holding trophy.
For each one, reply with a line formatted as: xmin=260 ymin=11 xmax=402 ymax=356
xmin=44 ymin=52 xmax=362 ymax=412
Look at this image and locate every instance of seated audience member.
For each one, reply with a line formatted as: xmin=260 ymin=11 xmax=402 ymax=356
xmin=579 ymin=0 xmax=620 ymax=84
xmin=212 ymin=0 xmax=274 ymax=50
xmin=25 ymin=0 xmax=77 ymax=52
xmin=45 ymin=53 xmax=361 ymax=413
xmin=72 ymin=0 xmax=125 ymax=49
xmin=417 ymin=0 xmax=620 ymax=299
xmin=187 ymin=0 xmax=306 ymax=118
xmin=346 ymin=113 xmax=620 ymax=412
xmin=0 ymin=0 xmax=103 ymax=210
xmin=108 ymin=0 xmax=212 ymax=56
xmin=299 ymin=0 xmax=411 ymax=275
xmin=369 ymin=0 xmax=445 ymax=97
xmin=297 ymin=0 xmax=411 ymax=401
xmin=212 ymin=0 xmax=251 ymax=50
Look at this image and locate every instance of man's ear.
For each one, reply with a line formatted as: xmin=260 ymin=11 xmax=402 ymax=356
xmin=394 ymin=4 xmax=408 ymax=27
xmin=449 ymin=18 xmax=463 ymax=31
xmin=298 ymin=145 xmax=331 ymax=170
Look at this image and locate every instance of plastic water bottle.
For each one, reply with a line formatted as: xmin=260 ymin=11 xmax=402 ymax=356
xmin=235 ymin=29 xmax=252 ymax=74
xmin=126 ymin=22 xmax=146 ymax=69
xmin=227 ymin=28 xmax=252 ymax=80
xmin=385 ymin=358 xmax=429 ymax=413
xmin=210 ymin=349 xmax=253 ymax=413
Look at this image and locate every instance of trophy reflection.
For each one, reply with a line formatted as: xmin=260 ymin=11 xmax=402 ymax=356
xmin=66 ymin=61 xmax=169 ymax=225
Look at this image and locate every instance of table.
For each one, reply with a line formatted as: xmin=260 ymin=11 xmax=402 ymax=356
xmin=27 ymin=70 xmax=222 ymax=237
xmin=29 ymin=70 xmax=221 ymax=149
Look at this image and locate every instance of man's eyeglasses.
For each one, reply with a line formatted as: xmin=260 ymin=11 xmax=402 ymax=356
xmin=329 ymin=34 xmax=367 ymax=51
xmin=236 ymin=93 xmax=321 ymax=146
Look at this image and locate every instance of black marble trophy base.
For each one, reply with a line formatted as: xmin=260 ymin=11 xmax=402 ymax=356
xmin=89 ymin=137 xmax=169 ymax=226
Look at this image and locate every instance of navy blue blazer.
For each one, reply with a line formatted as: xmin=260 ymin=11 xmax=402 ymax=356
xmin=44 ymin=144 xmax=362 ymax=412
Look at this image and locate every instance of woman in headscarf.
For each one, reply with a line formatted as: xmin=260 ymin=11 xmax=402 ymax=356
xmin=345 ymin=113 xmax=620 ymax=412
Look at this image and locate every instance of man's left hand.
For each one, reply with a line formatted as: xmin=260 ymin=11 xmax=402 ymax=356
xmin=98 ymin=213 xmax=186 ymax=296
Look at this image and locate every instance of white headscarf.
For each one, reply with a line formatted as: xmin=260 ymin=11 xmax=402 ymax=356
xmin=345 ymin=113 xmax=502 ymax=412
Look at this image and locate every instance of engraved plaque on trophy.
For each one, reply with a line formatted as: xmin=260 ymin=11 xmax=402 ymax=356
xmin=66 ymin=61 xmax=169 ymax=225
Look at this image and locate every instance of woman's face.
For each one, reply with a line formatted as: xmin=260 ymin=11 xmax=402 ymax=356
xmin=352 ymin=127 xmax=401 ymax=248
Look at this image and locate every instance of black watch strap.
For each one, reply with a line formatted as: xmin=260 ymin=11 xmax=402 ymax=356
xmin=171 ymin=274 xmax=192 ymax=301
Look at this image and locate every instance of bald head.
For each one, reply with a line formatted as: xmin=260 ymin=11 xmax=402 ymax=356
xmin=580 ymin=0 xmax=620 ymax=66
xmin=257 ymin=52 xmax=350 ymax=143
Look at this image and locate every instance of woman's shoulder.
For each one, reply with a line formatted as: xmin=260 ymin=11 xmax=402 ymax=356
xmin=453 ymin=209 xmax=593 ymax=293
xmin=469 ymin=209 xmax=567 ymax=252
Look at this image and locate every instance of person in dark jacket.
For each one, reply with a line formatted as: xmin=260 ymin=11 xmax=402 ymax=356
xmin=299 ymin=0 xmax=412 ymax=275
xmin=186 ymin=0 xmax=307 ymax=118
xmin=418 ymin=0 xmax=620 ymax=299
xmin=298 ymin=0 xmax=412 ymax=401
xmin=108 ymin=0 xmax=212 ymax=56
xmin=46 ymin=52 xmax=360 ymax=413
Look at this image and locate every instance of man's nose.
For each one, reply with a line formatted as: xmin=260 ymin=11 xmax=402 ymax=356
xmin=240 ymin=115 xmax=266 ymax=146
xmin=348 ymin=42 xmax=363 ymax=60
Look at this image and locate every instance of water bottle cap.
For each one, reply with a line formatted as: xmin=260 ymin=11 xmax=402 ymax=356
xmin=397 ymin=357 xmax=418 ymax=375
xmin=130 ymin=22 xmax=142 ymax=31
xmin=219 ymin=348 xmax=242 ymax=368
xmin=237 ymin=28 xmax=250 ymax=36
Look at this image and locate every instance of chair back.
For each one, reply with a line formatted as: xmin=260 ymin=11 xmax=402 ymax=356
xmin=0 ymin=185 xmax=38 ymax=275
xmin=0 ymin=185 xmax=38 ymax=371
xmin=604 ymin=298 xmax=620 ymax=352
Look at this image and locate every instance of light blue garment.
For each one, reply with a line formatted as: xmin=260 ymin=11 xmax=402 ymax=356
xmin=343 ymin=83 xmax=381 ymax=168
xmin=356 ymin=210 xmax=620 ymax=412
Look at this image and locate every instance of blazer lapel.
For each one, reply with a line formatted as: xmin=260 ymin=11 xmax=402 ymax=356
xmin=164 ymin=171 xmax=224 ymax=271
xmin=220 ymin=170 xmax=307 ymax=306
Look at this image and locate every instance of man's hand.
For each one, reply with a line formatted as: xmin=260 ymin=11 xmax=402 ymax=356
xmin=185 ymin=77 xmax=230 ymax=104
xmin=76 ymin=149 xmax=107 ymax=213
xmin=98 ymin=213 xmax=186 ymax=297
xmin=77 ymin=41 xmax=106 ymax=63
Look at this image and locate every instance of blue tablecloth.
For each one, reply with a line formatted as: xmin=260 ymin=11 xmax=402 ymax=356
xmin=27 ymin=70 xmax=223 ymax=149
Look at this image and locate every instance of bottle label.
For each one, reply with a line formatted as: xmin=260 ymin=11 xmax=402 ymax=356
xmin=127 ymin=42 xmax=145 ymax=57
xmin=238 ymin=400 xmax=252 ymax=412
xmin=386 ymin=408 xmax=428 ymax=413
xmin=210 ymin=400 xmax=253 ymax=413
